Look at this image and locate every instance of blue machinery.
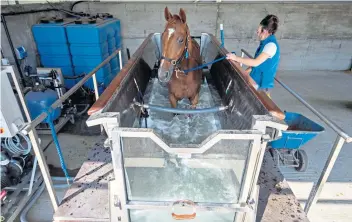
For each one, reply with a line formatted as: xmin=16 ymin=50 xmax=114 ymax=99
xmin=25 ymin=84 xmax=62 ymax=124
xmin=23 ymin=15 xmax=123 ymax=182
xmin=19 ymin=49 xmax=122 ymax=210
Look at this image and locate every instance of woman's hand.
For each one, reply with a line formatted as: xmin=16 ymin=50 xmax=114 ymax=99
xmin=226 ymin=53 xmax=239 ymax=62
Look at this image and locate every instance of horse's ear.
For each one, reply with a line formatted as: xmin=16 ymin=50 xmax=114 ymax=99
xmin=179 ymin=8 xmax=186 ymax=23
xmin=164 ymin=7 xmax=172 ymax=21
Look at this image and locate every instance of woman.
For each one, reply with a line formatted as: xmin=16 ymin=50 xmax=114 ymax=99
xmin=227 ymin=14 xmax=280 ymax=97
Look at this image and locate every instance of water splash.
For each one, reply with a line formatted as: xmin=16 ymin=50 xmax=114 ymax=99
xmin=141 ymin=78 xmax=223 ymax=145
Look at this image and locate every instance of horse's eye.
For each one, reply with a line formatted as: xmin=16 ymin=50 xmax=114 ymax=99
xmin=178 ymin=38 xmax=184 ymax=43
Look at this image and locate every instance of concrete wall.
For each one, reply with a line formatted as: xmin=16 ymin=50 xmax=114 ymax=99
xmin=2 ymin=2 xmax=351 ymax=73
xmin=1 ymin=2 xmax=72 ymax=75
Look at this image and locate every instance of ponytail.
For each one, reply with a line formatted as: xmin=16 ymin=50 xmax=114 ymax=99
xmin=260 ymin=15 xmax=279 ymax=34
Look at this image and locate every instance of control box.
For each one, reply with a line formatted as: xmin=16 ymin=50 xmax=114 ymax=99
xmin=0 ymin=66 xmax=25 ymax=138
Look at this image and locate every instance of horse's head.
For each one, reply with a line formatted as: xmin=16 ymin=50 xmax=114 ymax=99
xmin=158 ymin=7 xmax=190 ymax=83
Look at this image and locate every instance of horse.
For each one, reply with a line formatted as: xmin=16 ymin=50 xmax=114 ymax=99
xmin=158 ymin=7 xmax=203 ymax=110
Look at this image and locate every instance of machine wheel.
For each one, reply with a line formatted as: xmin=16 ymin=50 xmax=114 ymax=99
xmin=294 ymin=150 xmax=308 ymax=172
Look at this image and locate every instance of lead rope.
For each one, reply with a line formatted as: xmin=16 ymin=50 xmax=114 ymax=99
xmin=181 ymin=51 xmax=236 ymax=74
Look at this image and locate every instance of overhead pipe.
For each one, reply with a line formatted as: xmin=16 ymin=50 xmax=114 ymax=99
xmin=1 ymin=8 xmax=57 ymax=16
xmin=1 ymin=15 xmax=26 ymax=86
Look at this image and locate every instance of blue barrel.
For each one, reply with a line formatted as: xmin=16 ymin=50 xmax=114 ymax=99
xmin=66 ymin=17 xmax=121 ymax=91
xmin=31 ymin=15 xmax=122 ymax=91
xmin=25 ymin=85 xmax=61 ymax=123
xmin=32 ymin=17 xmax=76 ymax=88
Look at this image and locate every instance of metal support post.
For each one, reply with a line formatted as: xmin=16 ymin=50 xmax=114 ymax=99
xmin=28 ymin=128 xmax=59 ymax=210
xmin=220 ymin=24 xmax=224 ymax=47
xmin=92 ymin=73 xmax=99 ymax=101
xmin=304 ymin=136 xmax=346 ymax=213
xmin=111 ymin=131 xmax=129 ymax=221
xmin=240 ymin=51 xmax=244 ymax=67
xmin=119 ymin=50 xmax=123 ymax=70
xmin=92 ymin=73 xmax=103 ymax=133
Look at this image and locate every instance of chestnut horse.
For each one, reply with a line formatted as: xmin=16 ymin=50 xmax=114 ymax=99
xmin=158 ymin=7 xmax=202 ymax=110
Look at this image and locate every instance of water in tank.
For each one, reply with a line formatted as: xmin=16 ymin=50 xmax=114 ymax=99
xmin=32 ymin=17 xmax=76 ymax=89
xmin=25 ymin=83 xmax=61 ymax=123
xmin=66 ymin=16 xmax=121 ymax=91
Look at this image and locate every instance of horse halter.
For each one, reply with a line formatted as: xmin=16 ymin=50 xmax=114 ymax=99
xmin=160 ymin=31 xmax=190 ymax=68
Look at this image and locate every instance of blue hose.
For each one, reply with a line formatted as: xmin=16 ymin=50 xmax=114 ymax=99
xmin=45 ymin=108 xmax=70 ymax=184
xmin=142 ymin=104 xmax=228 ymax=114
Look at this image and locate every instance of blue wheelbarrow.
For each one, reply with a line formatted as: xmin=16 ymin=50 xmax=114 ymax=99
xmin=268 ymin=111 xmax=325 ymax=172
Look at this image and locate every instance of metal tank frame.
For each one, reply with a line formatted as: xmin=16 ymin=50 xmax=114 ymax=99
xmin=86 ymin=33 xmax=288 ymax=222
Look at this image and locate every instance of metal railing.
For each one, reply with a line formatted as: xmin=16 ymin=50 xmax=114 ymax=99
xmin=16 ymin=48 xmax=122 ymax=210
xmin=240 ymin=48 xmax=352 ymax=214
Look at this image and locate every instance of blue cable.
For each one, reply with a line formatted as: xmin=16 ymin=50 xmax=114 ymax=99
xmin=45 ymin=108 xmax=70 ymax=184
xmin=183 ymin=51 xmax=236 ymax=74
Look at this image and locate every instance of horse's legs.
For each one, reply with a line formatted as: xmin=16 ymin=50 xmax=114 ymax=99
xmin=169 ymin=93 xmax=178 ymax=108
xmin=189 ymin=92 xmax=199 ymax=109
xmin=169 ymin=93 xmax=179 ymax=116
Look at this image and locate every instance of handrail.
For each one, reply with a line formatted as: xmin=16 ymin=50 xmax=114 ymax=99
xmin=240 ymin=49 xmax=351 ymax=143
xmin=241 ymin=49 xmax=254 ymax=59
xmin=22 ymin=48 xmax=121 ymax=133
xmin=275 ymin=78 xmax=351 ymax=143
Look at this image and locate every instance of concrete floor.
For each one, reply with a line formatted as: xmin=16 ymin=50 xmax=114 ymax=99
xmin=22 ymin=70 xmax=351 ymax=222
xmin=21 ymin=115 xmax=104 ymax=222
xmin=271 ymin=70 xmax=352 ymax=222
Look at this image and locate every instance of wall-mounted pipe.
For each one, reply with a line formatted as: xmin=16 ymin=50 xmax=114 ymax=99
xmin=1 ymin=15 xmax=26 ymax=87
xmin=220 ymin=23 xmax=224 ymax=47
